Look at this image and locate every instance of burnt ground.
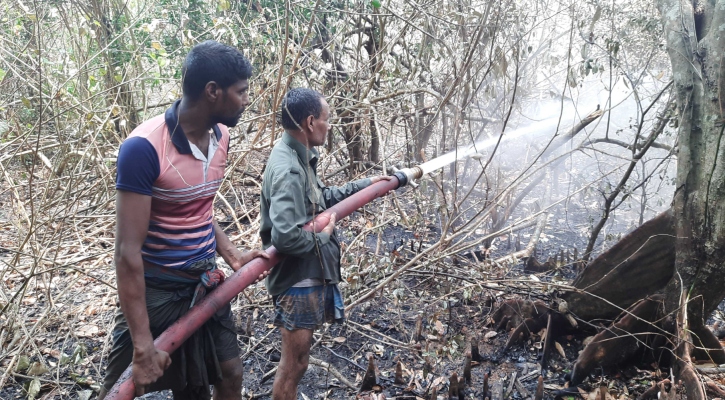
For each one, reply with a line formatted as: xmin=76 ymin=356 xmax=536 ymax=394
xmin=231 ymin=196 xmax=684 ymax=400
xmin=3 ymin=166 xmax=724 ymax=400
xmin=222 ymin=200 xmax=663 ymax=400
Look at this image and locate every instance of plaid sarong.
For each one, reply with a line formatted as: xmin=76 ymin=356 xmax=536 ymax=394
xmin=272 ymin=284 xmax=344 ymax=331
xmin=102 ymin=258 xmax=239 ymax=398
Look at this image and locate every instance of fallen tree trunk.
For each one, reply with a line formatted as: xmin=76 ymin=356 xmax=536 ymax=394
xmin=564 ymin=208 xmax=675 ymax=321
xmin=493 ymin=209 xmax=675 ymax=336
xmin=493 ymin=209 xmax=679 ymax=382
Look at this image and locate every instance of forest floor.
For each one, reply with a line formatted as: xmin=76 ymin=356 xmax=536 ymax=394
xmin=2 ymin=162 xmax=723 ymax=400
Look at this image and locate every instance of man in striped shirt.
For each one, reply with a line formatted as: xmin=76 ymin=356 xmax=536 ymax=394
xmin=100 ymin=41 xmax=268 ymax=400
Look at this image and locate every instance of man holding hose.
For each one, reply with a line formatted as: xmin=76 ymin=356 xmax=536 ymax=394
xmin=260 ymin=88 xmax=391 ymax=399
xmin=101 ymin=41 xmax=268 ymax=400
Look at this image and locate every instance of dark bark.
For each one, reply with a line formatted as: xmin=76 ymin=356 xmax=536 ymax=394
xmin=369 ymin=111 xmax=380 ymax=163
xmin=341 ymin=115 xmax=365 ymax=172
xmin=566 ymin=209 xmax=675 ymax=321
xmin=448 ymin=372 xmax=460 ymax=399
xmin=568 ymin=295 xmax=665 ymax=386
xmin=493 ymin=210 xmax=678 ymax=385
xmin=414 ymin=93 xmax=437 ymax=162
xmin=359 ymin=355 xmax=379 ymax=392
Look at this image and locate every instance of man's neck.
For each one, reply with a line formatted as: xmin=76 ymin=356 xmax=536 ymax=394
xmin=178 ymin=98 xmax=214 ymax=141
xmin=285 ymin=129 xmax=311 ymax=149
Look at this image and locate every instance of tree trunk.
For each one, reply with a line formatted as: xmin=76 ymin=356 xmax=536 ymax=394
xmin=342 ymin=115 xmax=365 ymax=173
xmin=413 ymin=93 xmax=437 ymax=162
xmin=656 ymin=2 xmax=725 ymax=395
xmin=664 ymin=0 xmax=725 ymax=345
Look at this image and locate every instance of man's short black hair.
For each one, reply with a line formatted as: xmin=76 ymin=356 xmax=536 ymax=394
xmin=182 ymin=40 xmax=252 ymax=99
xmin=279 ymin=88 xmax=324 ymax=130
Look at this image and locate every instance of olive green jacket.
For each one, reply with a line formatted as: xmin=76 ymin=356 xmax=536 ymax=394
xmin=260 ymin=132 xmax=372 ymax=296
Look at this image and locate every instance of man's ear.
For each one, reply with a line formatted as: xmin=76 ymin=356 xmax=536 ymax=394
xmin=205 ymin=81 xmax=221 ymax=102
xmin=303 ymin=114 xmax=315 ymax=132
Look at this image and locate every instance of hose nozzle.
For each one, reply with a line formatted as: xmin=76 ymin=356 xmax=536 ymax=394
xmin=393 ymin=166 xmax=423 ymax=188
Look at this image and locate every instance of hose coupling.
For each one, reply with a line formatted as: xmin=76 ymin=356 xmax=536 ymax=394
xmin=393 ymin=166 xmax=423 ymax=188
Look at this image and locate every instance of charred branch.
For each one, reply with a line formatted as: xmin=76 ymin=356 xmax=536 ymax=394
xmin=583 ymin=93 xmax=674 ymax=261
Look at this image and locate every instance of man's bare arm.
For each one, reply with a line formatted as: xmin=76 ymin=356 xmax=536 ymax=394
xmin=212 ymin=220 xmax=270 ymax=274
xmin=115 ymin=190 xmax=170 ymax=396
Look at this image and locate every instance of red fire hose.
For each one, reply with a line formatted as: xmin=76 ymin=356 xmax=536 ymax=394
xmin=105 ymin=175 xmax=407 ymax=400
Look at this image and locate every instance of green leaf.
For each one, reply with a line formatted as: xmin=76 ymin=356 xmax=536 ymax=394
xmin=72 ymin=343 xmax=86 ymax=364
xmin=15 ymin=355 xmax=31 ymax=372
xmin=0 ymin=68 xmax=6 ymax=83
xmin=25 ymin=378 xmax=41 ymax=400
xmin=371 ymin=0 xmax=381 ymax=8
xmin=27 ymin=362 xmax=48 ymax=376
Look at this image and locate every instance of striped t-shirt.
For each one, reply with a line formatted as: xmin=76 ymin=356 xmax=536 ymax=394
xmin=116 ymin=100 xmax=229 ymax=275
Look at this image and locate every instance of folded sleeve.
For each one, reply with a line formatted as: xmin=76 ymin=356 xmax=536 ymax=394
xmin=322 ymin=178 xmax=373 ymax=207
